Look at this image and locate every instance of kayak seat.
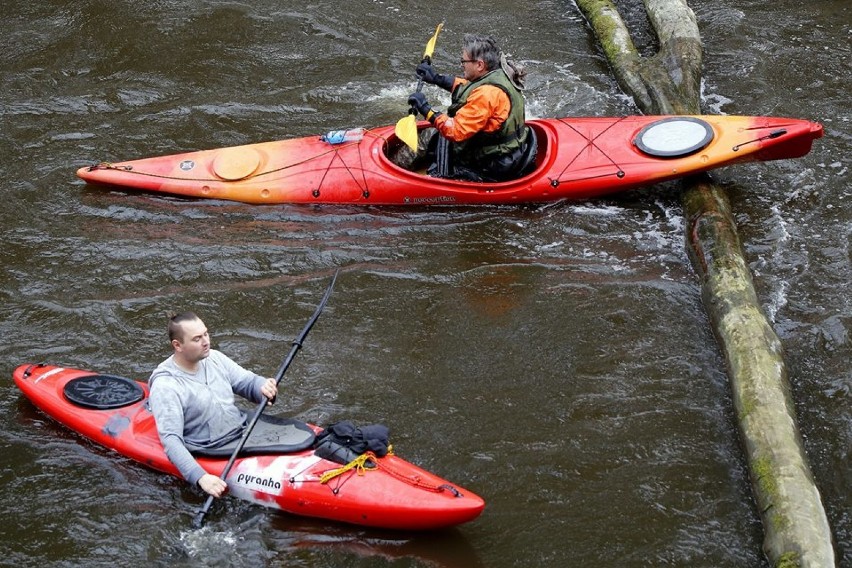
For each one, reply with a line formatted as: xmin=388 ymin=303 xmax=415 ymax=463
xmin=515 ymin=125 xmax=539 ymax=178
xmin=64 ymin=374 xmax=145 ymax=410
xmin=190 ymin=414 xmax=317 ymax=457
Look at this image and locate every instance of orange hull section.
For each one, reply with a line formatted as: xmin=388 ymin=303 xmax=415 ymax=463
xmin=77 ymin=115 xmax=823 ymax=206
xmin=14 ymin=363 xmax=485 ymax=530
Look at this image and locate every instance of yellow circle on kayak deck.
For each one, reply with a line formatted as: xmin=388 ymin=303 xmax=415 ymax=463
xmin=212 ymin=147 xmax=261 ymax=180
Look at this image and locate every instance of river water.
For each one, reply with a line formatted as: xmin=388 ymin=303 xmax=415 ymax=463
xmin=1 ymin=1 xmax=848 ymax=566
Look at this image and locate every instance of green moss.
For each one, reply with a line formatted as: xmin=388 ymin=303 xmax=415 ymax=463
xmin=753 ymin=456 xmax=790 ymax=531
xmin=738 ymin=391 xmax=756 ymax=420
xmin=753 ymin=456 xmax=777 ymax=497
xmin=576 ymin=0 xmax=639 ymax=59
xmin=774 ymin=551 xmax=800 ymax=567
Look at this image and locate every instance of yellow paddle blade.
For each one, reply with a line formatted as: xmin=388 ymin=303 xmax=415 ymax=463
xmin=395 ymin=113 xmax=419 ymax=151
xmin=423 ymin=22 xmax=444 ymax=60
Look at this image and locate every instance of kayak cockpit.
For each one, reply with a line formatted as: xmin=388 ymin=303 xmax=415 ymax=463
xmin=379 ymin=120 xmax=549 ymax=185
xmin=189 ymin=415 xmax=317 ymax=457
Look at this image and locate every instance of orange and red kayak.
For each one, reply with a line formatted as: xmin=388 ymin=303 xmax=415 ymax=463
xmin=13 ymin=363 xmax=485 ymax=530
xmin=76 ymin=115 xmax=823 ymax=206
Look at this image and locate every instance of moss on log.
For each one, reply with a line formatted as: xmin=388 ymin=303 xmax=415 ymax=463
xmin=684 ymin=176 xmax=835 ymax=566
xmin=574 ymin=0 xmax=835 ymax=565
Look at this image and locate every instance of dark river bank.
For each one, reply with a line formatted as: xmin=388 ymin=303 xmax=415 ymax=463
xmin=1 ymin=1 xmax=849 ymax=566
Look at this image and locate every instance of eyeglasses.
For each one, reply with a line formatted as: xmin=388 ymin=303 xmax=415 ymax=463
xmin=459 ymin=58 xmax=477 ymax=65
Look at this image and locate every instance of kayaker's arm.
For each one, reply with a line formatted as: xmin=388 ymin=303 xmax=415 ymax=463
xmin=216 ymin=353 xmax=277 ymax=405
xmin=148 ymin=382 xmax=209 ymax=486
xmin=438 ymin=86 xmax=508 ymax=142
xmin=413 ymin=85 xmax=510 ymax=144
xmin=153 ymin=399 xmax=227 ymax=497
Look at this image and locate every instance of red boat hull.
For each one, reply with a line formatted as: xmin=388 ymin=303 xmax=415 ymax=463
xmin=13 ymin=363 xmax=485 ymax=530
xmin=77 ymin=115 xmax=823 ymax=205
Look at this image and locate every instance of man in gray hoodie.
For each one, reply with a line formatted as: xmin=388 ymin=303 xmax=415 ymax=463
xmin=149 ymin=312 xmax=277 ymax=498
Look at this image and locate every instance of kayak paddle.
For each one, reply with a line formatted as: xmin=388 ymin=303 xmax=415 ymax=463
xmin=191 ymin=269 xmax=339 ymax=529
xmin=394 ymin=22 xmax=444 ymax=151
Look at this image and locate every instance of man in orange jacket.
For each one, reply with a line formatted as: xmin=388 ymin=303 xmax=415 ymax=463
xmin=402 ymin=34 xmax=536 ymax=182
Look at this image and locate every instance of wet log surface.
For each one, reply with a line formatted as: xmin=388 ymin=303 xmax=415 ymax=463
xmin=574 ymin=0 xmax=835 ymax=565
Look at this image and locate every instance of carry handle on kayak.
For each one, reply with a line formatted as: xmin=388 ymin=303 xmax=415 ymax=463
xmin=191 ymin=269 xmax=339 ymax=529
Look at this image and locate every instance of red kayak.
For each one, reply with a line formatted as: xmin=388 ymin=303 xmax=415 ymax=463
xmin=76 ymin=115 xmax=823 ymax=205
xmin=13 ymin=363 xmax=485 ymax=530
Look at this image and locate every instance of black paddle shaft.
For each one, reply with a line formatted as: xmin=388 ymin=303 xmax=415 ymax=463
xmin=191 ymin=270 xmax=339 ymax=529
xmin=407 ymin=55 xmax=431 ymax=116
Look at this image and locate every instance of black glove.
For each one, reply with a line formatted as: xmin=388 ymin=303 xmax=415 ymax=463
xmin=408 ymin=92 xmax=437 ymax=121
xmin=416 ymin=61 xmax=438 ymax=83
xmin=416 ymin=61 xmax=454 ymax=91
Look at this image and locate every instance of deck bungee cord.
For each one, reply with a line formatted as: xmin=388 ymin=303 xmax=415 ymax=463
xmin=547 ymin=116 xmax=628 ymax=187
xmin=284 ymin=445 xmax=465 ymax=498
xmin=84 ymin=129 xmax=385 ymax=186
xmin=732 ymin=128 xmax=788 ymax=152
xmin=310 ymin=131 xmax=377 ymax=200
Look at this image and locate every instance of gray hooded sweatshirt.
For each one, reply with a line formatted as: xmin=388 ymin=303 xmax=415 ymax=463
xmin=148 ymin=349 xmax=267 ymax=485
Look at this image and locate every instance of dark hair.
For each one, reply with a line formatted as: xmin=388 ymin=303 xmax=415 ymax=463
xmin=462 ymin=33 xmax=501 ymax=71
xmin=168 ymin=311 xmax=199 ymax=342
xmin=462 ymin=33 xmax=527 ymax=88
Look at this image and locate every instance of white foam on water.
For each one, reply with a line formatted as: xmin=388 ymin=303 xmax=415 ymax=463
xmin=570 ymin=203 xmax=627 ymax=217
xmin=180 ymin=526 xmax=239 ymax=558
xmin=761 ymin=204 xmax=793 ymax=322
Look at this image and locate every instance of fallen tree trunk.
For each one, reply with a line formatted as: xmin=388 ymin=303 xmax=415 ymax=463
xmin=573 ymin=0 xmax=835 ymax=565
xmin=684 ymin=177 xmax=835 ymax=567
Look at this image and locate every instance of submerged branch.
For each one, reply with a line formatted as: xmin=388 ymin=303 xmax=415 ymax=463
xmin=573 ymin=0 xmax=835 ymax=565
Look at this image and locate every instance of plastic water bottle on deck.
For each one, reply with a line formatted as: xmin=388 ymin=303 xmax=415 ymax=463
xmin=321 ymin=127 xmax=365 ymax=144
